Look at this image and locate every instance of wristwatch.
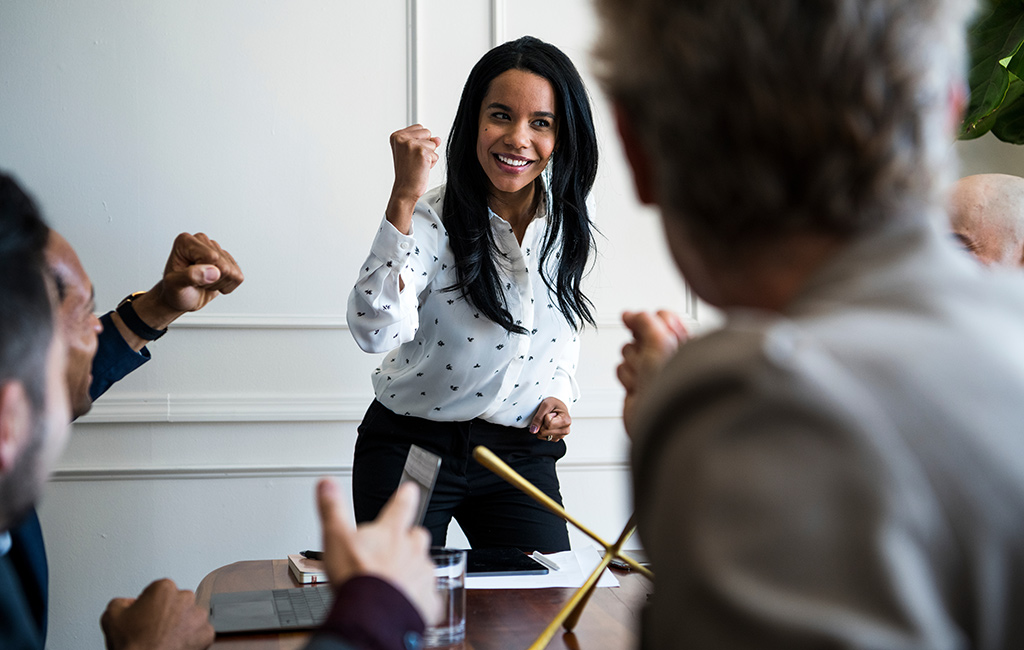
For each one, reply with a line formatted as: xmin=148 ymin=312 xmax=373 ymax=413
xmin=115 ymin=291 xmax=168 ymax=341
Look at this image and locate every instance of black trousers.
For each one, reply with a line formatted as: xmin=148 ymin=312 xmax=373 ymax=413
xmin=352 ymin=400 xmax=571 ymax=553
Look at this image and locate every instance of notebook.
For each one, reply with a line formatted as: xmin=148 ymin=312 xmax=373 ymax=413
xmin=209 ymin=584 xmax=334 ymax=634
xmin=287 ymin=554 xmax=328 ymax=584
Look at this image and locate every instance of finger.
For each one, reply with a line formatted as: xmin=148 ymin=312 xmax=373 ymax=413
xmin=545 ymin=411 xmax=569 ymax=429
xmin=625 ymin=311 xmax=662 ymax=342
xmin=104 ymin=597 xmax=135 ymax=616
xmin=138 ymin=578 xmax=176 ymax=601
xmin=539 ymin=427 xmax=570 ymax=439
xmin=392 ymin=125 xmax=434 ymax=144
xmin=621 ymin=341 xmax=643 ymax=367
xmin=378 ymin=481 xmax=422 ymax=533
xmin=621 ymin=310 xmax=641 ymax=334
xmin=616 ymin=361 xmax=637 ymax=391
xmin=656 ymin=310 xmax=689 ymax=341
xmin=207 ymin=257 xmax=244 ymax=294
xmin=205 ymin=243 xmax=244 ymax=292
xmin=171 ymin=233 xmax=221 ymax=268
xmin=317 ymin=477 xmax=356 ymax=550
xmin=540 ymin=415 xmax=570 ymax=432
xmin=217 ymin=246 xmax=241 ymax=268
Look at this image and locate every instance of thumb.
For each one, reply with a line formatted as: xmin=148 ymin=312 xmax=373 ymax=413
xmin=163 ymin=265 xmax=220 ymax=295
xmin=188 ymin=264 xmax=222 ymax=287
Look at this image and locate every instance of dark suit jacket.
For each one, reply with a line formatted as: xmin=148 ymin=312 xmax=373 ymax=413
xmin=3 ymin=313 xmax=424 ymax=650
xmin=0 ymin=553 xmax=42 ymax=649
xmin=2 ymin=312 xmax=148 ymax=646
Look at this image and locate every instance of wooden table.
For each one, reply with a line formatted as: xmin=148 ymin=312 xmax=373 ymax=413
xmin=196 ymin=559 xmax=651 ymax=650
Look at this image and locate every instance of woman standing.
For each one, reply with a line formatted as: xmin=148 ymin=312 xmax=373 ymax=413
xmin=347 ymin=36 xmax=598 ymax=552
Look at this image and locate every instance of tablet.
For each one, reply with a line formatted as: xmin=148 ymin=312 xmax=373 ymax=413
xmin=466 ymin=547 xmax=549 ymax=576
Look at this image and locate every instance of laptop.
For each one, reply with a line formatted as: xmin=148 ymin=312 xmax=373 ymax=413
xmin=210 ymin=583 xmax=334 ymax=634
xmin=209 ymin=445 xmax=442 ymax=634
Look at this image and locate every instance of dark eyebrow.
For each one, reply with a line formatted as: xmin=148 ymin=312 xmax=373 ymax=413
xmin=485 ymin=102 xmax=556 ymax=120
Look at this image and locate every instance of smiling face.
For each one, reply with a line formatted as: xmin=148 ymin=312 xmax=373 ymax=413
xmin=475 ymin=69 xmax=559 ymax=207
xmin=45 ymin=231 xmax=103 ymax=419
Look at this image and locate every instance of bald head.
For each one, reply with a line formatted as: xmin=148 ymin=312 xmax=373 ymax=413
xmin=950 ymin=174 xmax=1024 ymax=268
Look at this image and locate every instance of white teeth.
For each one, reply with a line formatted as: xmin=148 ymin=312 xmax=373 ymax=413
xmin=496 ymin=154 xmax=529 ymax=167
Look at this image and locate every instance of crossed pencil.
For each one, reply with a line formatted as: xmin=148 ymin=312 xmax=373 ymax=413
xmin=472 ymin=446 xmax=654 ymax=650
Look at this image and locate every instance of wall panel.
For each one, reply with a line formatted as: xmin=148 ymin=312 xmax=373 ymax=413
xmin=1 ymin=2 xmax=682 ymax=648
xmin=12 ymin=3 xmax=1021 ymax=650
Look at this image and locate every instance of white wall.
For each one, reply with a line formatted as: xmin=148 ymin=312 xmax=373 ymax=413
xmin=4 ymin=2 xmax=1023 ymax=648
xmin=1 ymin=2 xmax=693 ymax=649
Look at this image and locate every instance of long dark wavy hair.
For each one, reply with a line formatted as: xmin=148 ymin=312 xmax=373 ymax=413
xmin=443 ymin=36 xmax=598 ymax=335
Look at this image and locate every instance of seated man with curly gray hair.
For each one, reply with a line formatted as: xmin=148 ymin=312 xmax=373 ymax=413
xmin=601 ymin=0 xmax=1024 ymax=647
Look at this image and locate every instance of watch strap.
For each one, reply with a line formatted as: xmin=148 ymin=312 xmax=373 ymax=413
xmin=115 ymin=293 xmax=167 ymax=341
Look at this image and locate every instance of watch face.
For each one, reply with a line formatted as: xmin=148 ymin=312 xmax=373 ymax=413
xmin=118 ymin=291 xmax=146 ymax=308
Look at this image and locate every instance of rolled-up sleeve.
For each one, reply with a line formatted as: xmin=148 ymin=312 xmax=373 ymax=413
xmin=347 ymin=216 xmax=432 ymax=353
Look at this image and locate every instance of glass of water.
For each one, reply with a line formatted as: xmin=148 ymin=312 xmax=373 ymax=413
xmin=424 ymin=548 xmax=466 ymax=647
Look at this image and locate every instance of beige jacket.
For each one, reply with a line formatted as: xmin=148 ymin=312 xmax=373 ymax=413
xmin=633 ymin=215 xmax=1024 ymax=649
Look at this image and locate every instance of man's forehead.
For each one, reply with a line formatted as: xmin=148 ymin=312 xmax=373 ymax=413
xmin=44 ymin=231 xmax=92 ymax=304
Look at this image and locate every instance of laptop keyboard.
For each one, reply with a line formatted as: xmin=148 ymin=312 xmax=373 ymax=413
xmin=273 ymin=585 xmax=334 ymax=628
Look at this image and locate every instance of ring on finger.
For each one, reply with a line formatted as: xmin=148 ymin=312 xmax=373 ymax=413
xmin=546 ymin=435 xmax=553 ymax=441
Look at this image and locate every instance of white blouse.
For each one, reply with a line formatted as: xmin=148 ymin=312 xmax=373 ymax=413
xmin=347 ymin=185 xmax=581 ymax=427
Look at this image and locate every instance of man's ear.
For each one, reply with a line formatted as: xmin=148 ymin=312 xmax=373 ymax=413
xmin=614 ymin=102 xmax=657 ymax=205
xmin=947 ymin=79 xmax=967 ymax=137
xmin=0 ymin=381 xmax=31 ymax=473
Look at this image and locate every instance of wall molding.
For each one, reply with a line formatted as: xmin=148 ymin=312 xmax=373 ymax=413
xmin=166 ymin=313 xmax=697 ymax=331
xmin=77 ymin=389 xmax=626 ymax=424
xmin=50 ymin=460 xmax=629 ymax=483
xmin=170 ymin=313 xmax=349 ymax=329
xmin=490 ymin=0 xmax=506 ymax=47
xmin=406 ymin=0 xmax=418 ymax=124
xmin=76 ymin=394 xmax=370 ymax=423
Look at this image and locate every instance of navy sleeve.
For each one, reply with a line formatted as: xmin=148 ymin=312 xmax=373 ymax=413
xmin=89 ymin=312 xmax=151 ymax=401
xmin=307 ymin=576 xmax=425 ymax=650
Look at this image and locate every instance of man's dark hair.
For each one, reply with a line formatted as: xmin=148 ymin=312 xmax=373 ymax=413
xmin=0 ymin=172 xmax=54 ymax=413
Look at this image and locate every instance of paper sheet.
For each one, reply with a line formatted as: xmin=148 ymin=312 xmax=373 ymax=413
xmin=465 ymin=547 xmax=620 ymax=590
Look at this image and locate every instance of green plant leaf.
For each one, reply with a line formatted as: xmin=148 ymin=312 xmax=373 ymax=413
xmin=1008 ymin=36 xmax=1024 ymax=78
xmin=960 ymin=0 xmax=1024 ymax=138
xmin=962 ymin=63 xmax=1010 ymax=138
xmin=993 ymin=89 xmax=1024 ymax=143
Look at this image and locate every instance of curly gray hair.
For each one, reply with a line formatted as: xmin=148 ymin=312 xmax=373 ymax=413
xmin=594 ymin=0 xmax=972 ymax=255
